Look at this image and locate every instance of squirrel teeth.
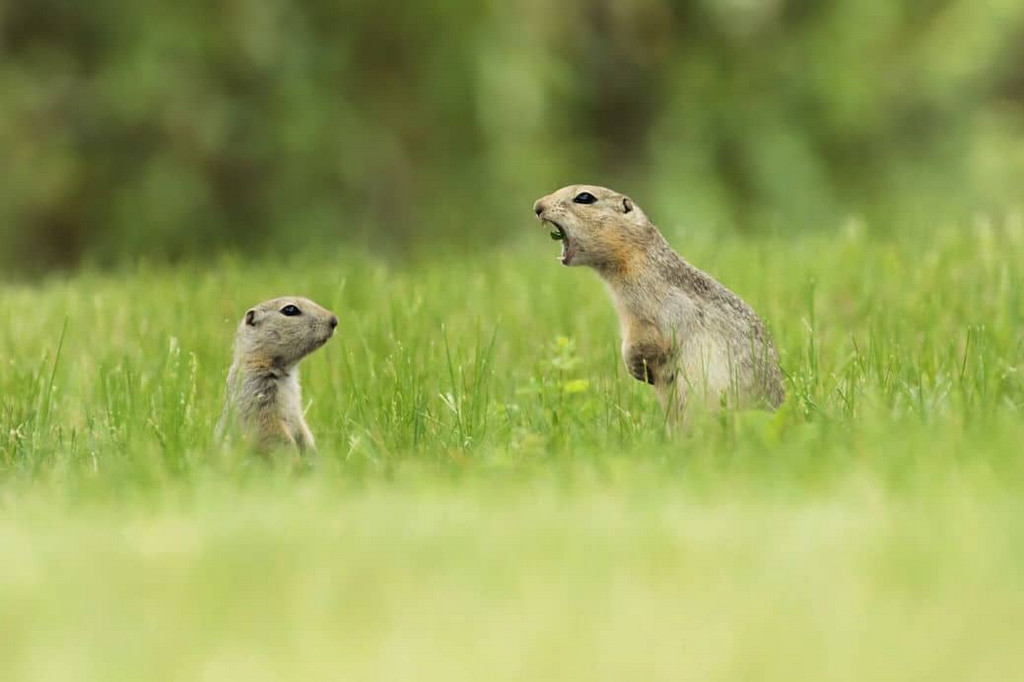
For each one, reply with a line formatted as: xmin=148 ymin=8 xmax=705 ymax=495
xmin=559 ymin=234 xmax=571 ymax=265
xmin=542 ymin=220 xmax=570 ymax=264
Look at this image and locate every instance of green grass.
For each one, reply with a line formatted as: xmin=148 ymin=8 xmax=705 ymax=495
xmin=2 ymin=221 xmax=1024 ymax=680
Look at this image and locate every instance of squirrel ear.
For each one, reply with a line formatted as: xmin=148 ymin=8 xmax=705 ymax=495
xmin=622 ymin=197 xmax=633 ymax=214
xmin=245 ymin=309 xmax=258 ymax=326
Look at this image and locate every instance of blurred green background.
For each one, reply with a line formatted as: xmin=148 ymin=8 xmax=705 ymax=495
xmin=2 ymin=0 xmax=1023 ymax=274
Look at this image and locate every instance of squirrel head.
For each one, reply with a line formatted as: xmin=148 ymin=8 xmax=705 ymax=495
xmin=532 ymin=184 xmax=657 ymax=272
xmin=235 ymin=296 xmax=338 ymax=371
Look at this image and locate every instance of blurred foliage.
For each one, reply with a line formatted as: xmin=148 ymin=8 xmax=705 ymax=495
xmin=1 ymin=0 xmax=1024 ymax=273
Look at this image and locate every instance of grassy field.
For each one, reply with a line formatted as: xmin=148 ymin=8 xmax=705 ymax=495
xmin=2 ymin=219 xmax=1024 ymax=681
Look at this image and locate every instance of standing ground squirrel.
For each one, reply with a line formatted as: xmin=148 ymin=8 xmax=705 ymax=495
xmin=218 ymin=296 xmax=338 ymax=453
xmin=533 ymin=184 xmax=784 ymax=418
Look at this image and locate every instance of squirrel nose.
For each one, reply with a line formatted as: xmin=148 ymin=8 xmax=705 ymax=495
xmin=329 ymin=316 xmax=339 ymax=329
xmin=533 ymin=200 xmax=546 ymax=216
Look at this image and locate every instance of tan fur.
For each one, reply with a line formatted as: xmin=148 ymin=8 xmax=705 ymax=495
xmin=533 ymin=184 xmax=785 ymax=419
xmin=217 ymin=296 xmax=338 ymax=453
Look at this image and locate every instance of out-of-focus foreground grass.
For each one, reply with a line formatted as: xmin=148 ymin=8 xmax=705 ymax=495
xmin=2 ymin=220 xmax=1024 ymax=680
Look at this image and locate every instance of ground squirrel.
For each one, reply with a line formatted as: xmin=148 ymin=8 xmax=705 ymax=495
xmin=218 ymin=296 xmax=338 ymax=453
xmin=533 ymin=184 xmax=784 ymax=417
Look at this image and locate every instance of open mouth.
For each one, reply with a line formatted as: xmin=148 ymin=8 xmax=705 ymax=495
xmin=544 ymin=221 xmax=573 ymax=265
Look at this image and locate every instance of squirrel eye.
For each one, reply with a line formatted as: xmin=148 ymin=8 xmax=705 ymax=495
xmin=573 ymin=191 xmax=597 ymax=205
xmin=280 ymin=305 xmax=302 ymax=317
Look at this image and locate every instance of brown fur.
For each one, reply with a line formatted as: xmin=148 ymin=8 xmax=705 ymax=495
xmin=217 ymin=296 xmax=338 ymax=453
xmin=533 ymin=184 xmax=785 ymax=418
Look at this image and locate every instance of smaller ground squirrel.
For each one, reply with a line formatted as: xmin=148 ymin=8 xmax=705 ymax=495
xmin=533 ymin=184 xmax=784 ymax=418
xmin=218 ymin=296 xmax=338 ymax=453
